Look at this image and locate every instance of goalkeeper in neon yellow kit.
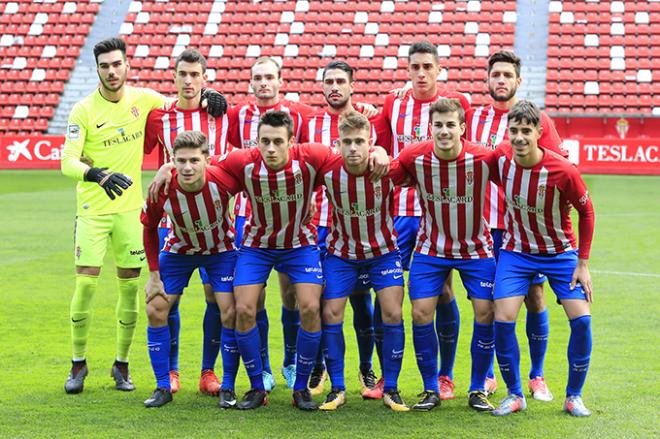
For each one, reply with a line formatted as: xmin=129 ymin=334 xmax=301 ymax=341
xmin=61 ymin=37 xmax=227 ymax=394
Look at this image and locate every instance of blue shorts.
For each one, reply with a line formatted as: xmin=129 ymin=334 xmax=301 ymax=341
xmin=409 ymin=253 xmax=495 ymax=301
xmin=234 ymin=215 xmax=247 ymax=248
xmin=160 ymin=226 xmax=210 ymax=284
xmin=323 ymin=251 xmax=403 ymax=299
xmin=492 ymin=228 xmax=546 ymax=286
xmin=317 ymin=225 xmax=329 ymax=258
xmin=493 ymin=250 xmax=587 ymax=301
xmin=393 ymin=216 xmax=419 ymax=271
xmin=159 ymin=251 xmax=237 ymax=295
xmin=234 ymin=246 xmax=323 ymax=286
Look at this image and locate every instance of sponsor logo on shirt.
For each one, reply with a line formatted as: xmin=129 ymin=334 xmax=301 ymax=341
xmin=424 ymin=188 xmax=473 ymax=204
xmin=335 ymin=202 xmax=382 ymax=217
xmin=255 ymin=189 xmax=303 ymax=203
xmin=103 ymin=129 xmax=144 ymax=147
xmin=511 ymin=195 xmax=544 ymax=213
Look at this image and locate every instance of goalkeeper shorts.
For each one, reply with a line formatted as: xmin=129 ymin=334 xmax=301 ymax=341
xmin=73 ymin=208 xmax=144 ymax=268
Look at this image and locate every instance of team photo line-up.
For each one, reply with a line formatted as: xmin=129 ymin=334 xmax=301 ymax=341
xmin=60 ymin=36 xmax=595 ymax=416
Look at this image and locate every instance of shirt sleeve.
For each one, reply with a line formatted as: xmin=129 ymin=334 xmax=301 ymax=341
xmin=387 ymin=157 xmax=412 ymax=186
xmin=370 ymin=112 xmax=392 ymax=154
xmin=299 ymin=115 xmax=311 ymax=143
xmin=143 ymin=109 xmax=162 ymax=155
xmin=210 ymin=149 xmax=248 ymax=192
xmin=226 ymin=106 xmax=242 ymax=149
xmin=140 ymin=194 xmax=165 ymax=271
xmin=60 ymin=102 xmax=89 ymax=181
xmin=539 ymin=112 xmax=567 ymax=158
xmin=562 ymin=166 xmax=595 ymax=259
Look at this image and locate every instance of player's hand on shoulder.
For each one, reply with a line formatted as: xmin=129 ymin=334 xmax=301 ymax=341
xmin=148 ymin=163 xmax=175 ymax=202
xmin=84 ymin=167 xmax=133 ymax=200
xmin=571 ymin=258 xmax=593 ymax=303
xmin=368 ymin=146 xmax=390 ymax=181
xmin=201 ymin=88 xmax=228 ymax=117
xmin=389 ymin=82 xmax=412 ymax=99
xmin=356 ymin=102 xmax=379 ymax=119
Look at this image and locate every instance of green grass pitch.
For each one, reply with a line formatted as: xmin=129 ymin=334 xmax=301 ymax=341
xmin=1 ymin=170 xmax=659 ymax=438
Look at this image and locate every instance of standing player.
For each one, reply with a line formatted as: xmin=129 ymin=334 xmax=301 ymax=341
xmin=60 ymin=37 xmax=226 ymax=394
xmin=314 ymin=112 xmax=408 ymax=412
xmin=466 ymin=50 xmax=566 ymax=399
xmin=141 ymin=131 xmax=240 ymax=408
xmin=391 ymin=99 xmax=497 ymax=412
xmin=144 ymin=49 xmax=232 ymax=396
xmin=301 ymin=61 xmax=380 ymax=397
xmin=210 ymin=111 xmax=388 ymax=410
xmin=228 ymin=56 xmax=314 ymax=390
xmin=490 ymin=101 xmax=594 ymax=417
xmin=378 ymin=41 xmax=470 ymax=400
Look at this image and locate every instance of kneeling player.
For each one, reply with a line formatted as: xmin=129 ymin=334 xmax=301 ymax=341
xmin=141 ymin=131 xmax=241 ymax=408
xmin=490 ymin=101 xmax=594 ymax=417
xmin=391 ymin=99 xmax=497 ymax=412
xmin=314 ymin=112 xmax=408 ymax=412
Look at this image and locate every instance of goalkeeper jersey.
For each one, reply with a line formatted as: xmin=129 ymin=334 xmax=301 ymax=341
xmin=61 ymin=86 xmax=166 ymax=216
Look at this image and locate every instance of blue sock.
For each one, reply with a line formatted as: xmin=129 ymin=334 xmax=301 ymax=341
xmin=412 ymin=322 xmax=439 ymax=392
xmin=349 ymin=292 xmax=375 ymax=372
xmin=470 ymin=321 xmax=495 ymax=392
xmin=436 ymin=299 xmax=460 ymax=379
xmin=566 ymin=315 xmax=592 ymax=397
xmin=281 ymin=306 xmax=300 ymax=367
xmin=526 ymin=308 xmax=549 ymax=379
xmin=313 ymin=301 xmax=325 ymax=370
xmin=220 ymin=327 xmax=239 ymax=391
xmin=494 ymin=320 xmax=523 ymax=397
xmin=201 ymin=301 xmax=221 ymax=371
xmin=256 ymin=309 xmax=271 ymax=374
xmin=167 ymin=301 xmax=180 ymax=372
xmin=236 ymin=326 xmax=264 ymax=391
xmin=322 ymin=323 xmax=345 ymax=391
xmin=382 ymin=321 xmax=405 ymax=392
xmin=373 ymin=298 xmax=384 ymax=372
xmin=294 ymin=328 xmax=322 ymax=391
xmin=147 ymin=325 xmax=171 ymax=390
xmin=486 ymin=355 xmax=496 ymax=379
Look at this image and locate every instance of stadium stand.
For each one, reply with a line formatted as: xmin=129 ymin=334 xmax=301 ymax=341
xmin=0 ymin=0 xmax=657 ymax=136
xmin=545 ymin=0 xmax=658 ymax=114
xmin=0 ymin=0 xmax=100 ymax=135
xmin=119 ymin=0 xmax=516 ymax=108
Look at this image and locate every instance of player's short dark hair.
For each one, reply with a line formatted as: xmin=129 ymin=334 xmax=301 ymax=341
xmin=429 ymin=99 xmax=465 ymax=124
xmin=93 ymin=37 xmax=126 ymax=64
xmin=487 ymin=50 xmax=521 ymax=78
xmin=338 ymin=112 xmax=370 ymax=134
xmin=258 ymin=110 xmax=294 ymax=139
xmin=508 ymin=100 xmax=541 ymax=127
xmin=323 ymin=60 xmax=354 ymax=82
xmin=252 ymin=56 xmax=281 ymax=79
xmin=408 ymin=41 xmax=438 ymax=64
xmin=175 ymin=48 xmax=207 ymax=72
xmin=173 ymin=131 xmax=209 ymax=155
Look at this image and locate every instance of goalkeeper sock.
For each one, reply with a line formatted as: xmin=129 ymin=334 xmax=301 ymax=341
xmin=70 ymin=274 xmax=98 ymax=360
xmin=116 ymin=276 xmax=139 ymax=362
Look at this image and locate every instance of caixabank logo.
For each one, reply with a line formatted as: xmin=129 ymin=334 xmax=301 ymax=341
xmin=0 ymin=136 xmax=65 ymax=169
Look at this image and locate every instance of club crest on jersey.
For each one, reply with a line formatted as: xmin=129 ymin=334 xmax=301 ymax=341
xmin=131 ymin=106 xmax=140 ymax=118
xmin=294 ymin=172 xmax=303 ymax=185
xmin=538 ymin=184 xmax=546 ymax=198
xmin=214 ymin=199 xmax=222 ymax=210
xmin=374 ymin=184 xmax=382 ymax=199
xmin=466 ymin=171 xmax=474 ymax=185
xmin=332 ymin=139 xmax=340 ymax=149
xmin=413 ymin=125 xmax=422 ymax=138
xmin=489 ymin=134 xmax=498 ymax=150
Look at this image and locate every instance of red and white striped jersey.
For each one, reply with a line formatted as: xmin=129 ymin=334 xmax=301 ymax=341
xmin=228 ymin=99 xmax=314 ymax=217
xmin=141 ymin=166 xmax=239 ymax=271
xmin=212 ymin=143 xmax=332 ymax=249
xmin=492 ymin=144 xmax=594 ymax=259
xmin=380 ymin=88 xmax=471 ymax=217
xmin=393 ymin=139 xmax=494 ymax=259
xmin=144 ymin=104 xmax=233 ymax=229
xmin=145 ymin=104 xmax=232 ymax=165
xmin=301 ymin=107 xmax=379 ymax=228
xmin=466 ymin=105 xmax=566 ymax=229
xmin=316 ymin=153 xmax=400 ymax=260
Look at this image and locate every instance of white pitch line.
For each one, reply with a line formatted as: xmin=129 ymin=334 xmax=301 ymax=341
xmin=591 ymin=270 xmax=660 ymax=278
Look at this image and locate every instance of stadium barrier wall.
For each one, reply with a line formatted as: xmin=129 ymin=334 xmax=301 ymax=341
xmin=0 ymin=135 xmax=658 ymax=175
